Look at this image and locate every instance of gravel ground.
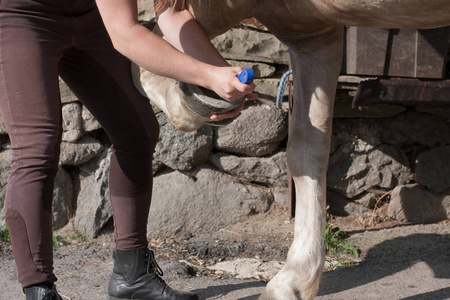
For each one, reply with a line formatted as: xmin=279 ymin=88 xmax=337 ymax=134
xmin=1 ymin=210 xmax=449 ymax=300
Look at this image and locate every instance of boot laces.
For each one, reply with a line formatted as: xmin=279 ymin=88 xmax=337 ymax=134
xmin=146 ymin=250 xmax=165 ymax=283
xmin=42 ymin=287 xmax=61 ymax=300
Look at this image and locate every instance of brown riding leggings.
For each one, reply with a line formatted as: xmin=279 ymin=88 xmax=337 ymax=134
xmin=0 ymin=0 xmax=159 ymax=288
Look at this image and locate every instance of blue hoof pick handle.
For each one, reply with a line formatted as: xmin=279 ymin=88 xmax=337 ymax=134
xmin=237 ymin=68 xmax=254 ymax=84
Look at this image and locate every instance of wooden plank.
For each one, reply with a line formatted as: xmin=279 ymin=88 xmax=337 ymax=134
xmin=343 ymin=27 xmax=450 ymax=79
xmin=345 ymin=27 xmax=389 ymax=76
xmin=416 ymin=28 xmax=449 ymax=78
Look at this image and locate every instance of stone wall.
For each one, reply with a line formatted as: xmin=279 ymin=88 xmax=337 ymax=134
xmin=0 ymin=3 xmax=449 ymax=239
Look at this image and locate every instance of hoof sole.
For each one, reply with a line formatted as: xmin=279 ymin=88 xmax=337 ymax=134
xmin=180 ymin=82 xmax=244 ymax=116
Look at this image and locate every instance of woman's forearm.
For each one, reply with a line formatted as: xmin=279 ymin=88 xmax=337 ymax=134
xmin=95 ymin=0 xmax=255 ymax=101
xmin=114 ymin=22 xmax=215 ymax=88
xmin=157 ymin=7 xmax=229 ymax=67
xmin=95 ymin=0 xmax=212 ymax=87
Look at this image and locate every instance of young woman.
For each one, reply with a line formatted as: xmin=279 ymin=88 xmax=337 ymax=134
xmin=0 ymin=0 xmax=256 ymax=299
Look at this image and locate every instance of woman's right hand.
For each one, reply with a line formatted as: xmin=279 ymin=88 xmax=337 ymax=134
xmin=204 ymin=65 xmax=258 ymax=121
xmin=206 ymin=66 xmax=257 ymax=102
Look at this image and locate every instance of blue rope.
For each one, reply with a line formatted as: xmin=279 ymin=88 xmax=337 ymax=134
xmin=276 ymin=70 xmax=292 ymax=109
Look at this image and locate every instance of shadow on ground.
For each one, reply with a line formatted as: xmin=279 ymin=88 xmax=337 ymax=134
xmin=194 ymin=281 xmax=265 ymax=300
xmin=401 ymin=287 xmax=450 ymax=300
xmin=318 ymin=233 xmax=450 ymax=298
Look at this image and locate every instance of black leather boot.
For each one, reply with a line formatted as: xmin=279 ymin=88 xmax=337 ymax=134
xmin=108 ymin=249 xmax=199 ymax=300
xmin=23 ymin=283 xmax=63 ymax=300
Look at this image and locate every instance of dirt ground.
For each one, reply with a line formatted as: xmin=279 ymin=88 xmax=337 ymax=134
xmin=1 ymin=204 xmax=449 ymax=300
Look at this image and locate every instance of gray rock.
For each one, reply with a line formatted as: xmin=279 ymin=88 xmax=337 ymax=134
xmin=0 ymin=150 xmax=12 ymax=226
xmin=137 ymin=0 xmax=156 ymax=22
xmin=227 ymin=60 xmax=276 ymax=78
xmin=415 ymin=104 xmax=450 ymax=121
xmin=415 ymin=146 xmax=450 ymax=194
xmin=82 ymin=106 xmax=102 ymax=132
xmin=59 ymin=135 xmax=104 ymax=166
xmin=74 ymin=149 xmax=112 ymax=239
xmin=354 ymin=193 xmax=379 ymax=209
xmin=330 ymin=118 xmax=382 ymax=155
xmin=0 ymin=207 xmax=4 ymax=228
xmin=152 ymin=160 xmax=165 ymax=175
xmin=52 ymin=167 xmax=74 ymax=230
xmin=154 ymin=113 xmax=213 ymax=171
xmin=148 ymin=167 xmax=273 ymax=237
xmin=157 ymin=261 xmax=195 ymax=281
xmin=273 ymin=187 xmax=289 ymax=206
xmin=0 ymin=116 xmax=6 ymax=135
xmin=0 ymin=140 xmax=8 ymax=151
xmin=214 ymin=104 xmax=288 ymax=156
xmin=210 ymin=150 xmax=288 ymax=187
xmin=328 ymin=144 xmax=412 ymax=198
xmin=207 ymin=258 xmax=284 ymax=280
xmin=62 ymin=102 xmax=83 ymax=142
xmin=59 ymin=78 xmax=78 ymax=104
xmin=334 ymin=99 xmax=407 ymax=119
xmin=212 ymin=28 xmax=289 ymax=64
xmin=331 ymin=111 xmax=450 ymax=153
xmin=388 ymin=184 xmax=450 ymax=223
xmin=381 ymin=111 xmax=450 ymax=147
xmin=253 ymin=78 xmax=290 ymax=98
xmin=327 ymin=191 xmax=370 ymax=216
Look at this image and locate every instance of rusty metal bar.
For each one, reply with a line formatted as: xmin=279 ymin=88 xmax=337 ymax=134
xmin=353 ymin=77 xmax=450 ymax=107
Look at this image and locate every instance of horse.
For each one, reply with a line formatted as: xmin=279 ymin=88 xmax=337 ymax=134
xmin=132 ymin=1 xmax=450 ymax=299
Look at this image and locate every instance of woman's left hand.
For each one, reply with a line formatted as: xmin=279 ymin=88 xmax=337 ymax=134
xmin=209 ymin=92 xmax=258 ymax=121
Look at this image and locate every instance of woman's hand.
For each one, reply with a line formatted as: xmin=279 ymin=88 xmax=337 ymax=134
xmin=207 ymin=66 xmax=258 ymax=120
xmin=204 ymin=65 xmax=257 ymax=102
xmin=210 ymin=97 xmax=246 ymax=121
xmin=205 ymin=66 xmax=257 ymax=102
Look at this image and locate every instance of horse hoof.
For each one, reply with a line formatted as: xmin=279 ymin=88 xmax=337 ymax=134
xmin=180 ymin=82 xmax=245 ymax=116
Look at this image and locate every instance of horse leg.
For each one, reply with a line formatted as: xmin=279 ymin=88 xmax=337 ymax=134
xmin=260 ymin=28 xmax=343 ymax=300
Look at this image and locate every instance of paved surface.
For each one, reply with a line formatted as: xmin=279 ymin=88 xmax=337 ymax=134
xmin=1 ymin=223 xmax=449 ymax=300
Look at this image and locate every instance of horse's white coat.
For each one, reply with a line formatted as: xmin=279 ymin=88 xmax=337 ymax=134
xmin=135 ymin=1 xmax=450 ymax=299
